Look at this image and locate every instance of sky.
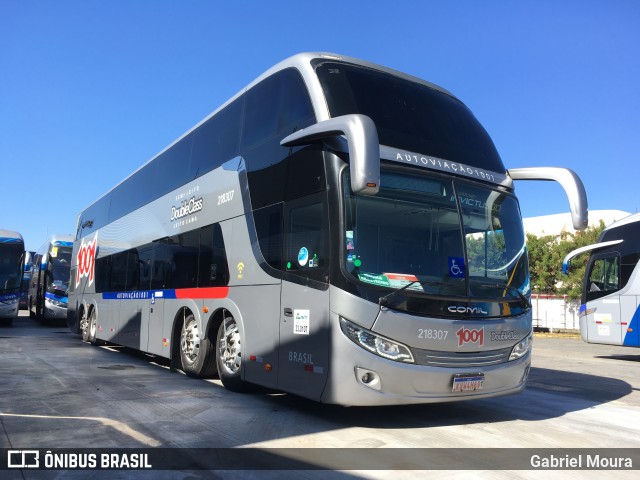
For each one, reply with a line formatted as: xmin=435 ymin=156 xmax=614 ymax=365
xmin=1 ymin=1 xmax=638 ymax=252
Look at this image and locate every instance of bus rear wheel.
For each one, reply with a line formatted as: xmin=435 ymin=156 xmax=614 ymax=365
xmin=180 ymin=313 xmax=217 ymax=378
xmin=82 ymin=309 xmax=98 ymax=345
xmin=216 ymin=316 xmax=251 ymax=392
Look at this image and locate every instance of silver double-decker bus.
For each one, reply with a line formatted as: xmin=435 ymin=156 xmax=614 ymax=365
xmin=0 ymin=229 xmax=25 ymax=325
xmin=29 ymin=235 xmax=74 ymax=321
xmin=564 ymin=213 xmax=640 ymax=347
xmin=68 ymin=53 xmax=588 ymax=405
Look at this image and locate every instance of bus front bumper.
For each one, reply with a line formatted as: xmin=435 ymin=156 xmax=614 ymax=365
xmin=44 ymin=299 xmax=68 ymax=320
xmin=321 ymin=317 xmax=531 ymax=406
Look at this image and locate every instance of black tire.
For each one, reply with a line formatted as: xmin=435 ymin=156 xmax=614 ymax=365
xmin=215 ymin=316 xmax=251 ymax=392
xmin=179 ymin=313 xmax=217 ymax=378
xmin=82 ymin=309 xmax=98 ymax=345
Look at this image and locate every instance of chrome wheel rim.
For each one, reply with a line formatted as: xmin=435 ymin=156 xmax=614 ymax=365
xmin=219 ymin=320 xmax=241 ymax=374
xmin=181 ymin=317 xmax=200 ymax=365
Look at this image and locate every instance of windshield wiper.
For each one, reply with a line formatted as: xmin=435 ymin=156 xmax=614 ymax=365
xmin=378 ymin=280 xmax=449 ymax=308
xmin=477 ymin=282 xmax=531 ymax=309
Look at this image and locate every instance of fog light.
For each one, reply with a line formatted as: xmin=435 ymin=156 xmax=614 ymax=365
xmin=355 ymin=367 xmax=381 ymax=391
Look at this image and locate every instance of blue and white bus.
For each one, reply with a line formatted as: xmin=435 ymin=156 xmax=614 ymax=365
xmin=29 ymin=235 xmax=74 ymax=321
xmin=68 ymin=53 xmax=588 ymax=405
xmin=20 ymin=250 xmax=35 ymax=309
xmin=0 ymin=229 xmax=25 ymax=325
xmin=564 ymin=213 xmax=640 ymax=347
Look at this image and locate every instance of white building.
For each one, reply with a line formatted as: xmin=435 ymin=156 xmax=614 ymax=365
xmin=523 ymin=209 xmax=631 ymax=238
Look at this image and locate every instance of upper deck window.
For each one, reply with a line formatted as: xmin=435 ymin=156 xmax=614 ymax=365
xmin=314 ymin=61 xmax=505 ymax=173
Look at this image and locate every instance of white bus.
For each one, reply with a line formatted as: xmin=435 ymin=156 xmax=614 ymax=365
xmin=29 ymin=235 xmax=74 ymax=321
xmin=68 ymin=53 xmax=588 ymax=405
xmin=0 ymin=229 xmax=25 ymax=325
xmin=563 ymin=213 xmax=640 ymax=347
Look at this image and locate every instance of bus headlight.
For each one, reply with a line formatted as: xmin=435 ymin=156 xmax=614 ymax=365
xmin=509 ymin=334 xmax=532 ymax=361
xmin=340 ymin=317 xmax=414 ymax=363
xmin=47 ymin=298 xmax=67 ymax=308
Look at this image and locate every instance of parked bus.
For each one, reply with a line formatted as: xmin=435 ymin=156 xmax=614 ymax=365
xmin=68 ymin=53 xmax=588 ymax=405
xmin=29 ymin=235 xmax=74 ymax=321
xmin=563 ymin=212 xmax=639 ymax=347
xmin=0 ymin=229 xmax=25 ymax=325
xmin=20 ymin=251 xmax=35 ymax=309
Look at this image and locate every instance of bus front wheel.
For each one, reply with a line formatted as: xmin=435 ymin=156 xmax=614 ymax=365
xmin=216 ymin=316 xmax=251 ymax=392
xmin=180 ymin=314 xmax=217 ymax=378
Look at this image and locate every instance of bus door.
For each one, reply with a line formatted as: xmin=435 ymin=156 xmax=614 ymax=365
xmin=278 ymin=194 xmax=330 ymax=400
xmin=619 ymin=295 xmax=640 ymax=347
xmin=583 ymin=253 xmax=622 ymax=345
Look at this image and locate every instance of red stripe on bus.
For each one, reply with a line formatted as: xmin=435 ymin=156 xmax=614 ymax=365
xmin=175 ymin=287 xmax=229 ymax=299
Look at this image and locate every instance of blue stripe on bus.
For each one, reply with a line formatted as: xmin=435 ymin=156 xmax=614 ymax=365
xmin=102 ymin=290 xmax=156 ymax=300
xmin=44 ymin=292 xmax=68 ymax=304
xmin=0 ymin=292 xmax=20 ymax=303
xmin=52 ymin=241 xmax=74 ymax=247
xmin=101 ymin=287 xmax=229 ymax=301
xmin=0 ymin=237 xmax=23 ymax=243
xmin=623 ymin=305 xmax=640 ymax=347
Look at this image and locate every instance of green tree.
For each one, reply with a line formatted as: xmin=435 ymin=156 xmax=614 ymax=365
xmin=526 ymin=221 xmax=606 ymax=299
xmin=526 ymin=233 xmax=561 ymax=294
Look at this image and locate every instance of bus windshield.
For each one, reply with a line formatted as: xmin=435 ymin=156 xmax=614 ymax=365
xmin=342 ymin=170 xmax=529 ymax=302
xmin=0 ymin=244 xmax=23 ymax=293
xmin=315 ymin=60 xmax=505 ymax=173
xmin=48 ymin=246 xmax=72 ymax=296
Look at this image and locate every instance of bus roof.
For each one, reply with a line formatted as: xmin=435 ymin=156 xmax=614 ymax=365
xmin=0 ymin=230 xmax=24 ymax=244
xmin=602 ymin=212 xmax=640 ymax=232
xmin=78 ymin=52 xmax=459 ymax=215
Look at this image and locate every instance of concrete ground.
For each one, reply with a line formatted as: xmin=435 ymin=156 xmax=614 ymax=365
xmin=1 ymin=311 xmax=639 ymax=479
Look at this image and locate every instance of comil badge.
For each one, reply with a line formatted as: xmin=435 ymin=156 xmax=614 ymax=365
xmin=76 ymin=234 xmax=97 ymax=288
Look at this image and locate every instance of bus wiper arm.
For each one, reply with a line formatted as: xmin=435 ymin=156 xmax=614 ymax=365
xmin=478 ymin=283 xmax=531 ymax=309
xmin=378 ymin=280 xmax=447 ymax=307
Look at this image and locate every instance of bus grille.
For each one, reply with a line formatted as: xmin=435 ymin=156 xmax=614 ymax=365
xmin=411 ymin=346 xmax=513 ymax=367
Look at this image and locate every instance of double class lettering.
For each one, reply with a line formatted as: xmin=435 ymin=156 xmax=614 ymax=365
xmin=171 ymin=196 xmax=204 ymax=221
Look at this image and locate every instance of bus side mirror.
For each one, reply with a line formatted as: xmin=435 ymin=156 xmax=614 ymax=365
xmin=281 ymin=114 xmax=380 ymax=195
xmin=508 ymin=167 xmax=589 ymax=231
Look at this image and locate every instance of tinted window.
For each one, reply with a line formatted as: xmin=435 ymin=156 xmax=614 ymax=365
xmin=110 ymin=252 xmax=129 ymax=291
xmin=191 ymin=97 xmax=244 ymax=176
xmin=253 ymin=204 xmax=283 ymax=270
xmin=136 ymin=246 xmax=154 ymax=291
xmin=586 ymin=255 xmax=620 ymax=302
xmin=199 ymin=224 xmax=229 ymax=287
xmin=165 ymin=230 xmax=200 ymax=289
xmin=242 ymin=68 xmax=315 ymax=152
xmin=242 ymin=69 xmax=317 ymax=209
xmin=315 ymin=61 xmax=505 ymax=173
xmin=95 ymin=255 xmax=110 ymax=293
xmin=285 ymin=197 xmax=328 ymax=282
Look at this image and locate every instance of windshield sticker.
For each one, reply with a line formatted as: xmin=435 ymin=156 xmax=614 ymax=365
xmin=298 ymin=247 xmax=309 ymax=266
xmin=346 ymin=231 xmax=355 ymax=251
xmin=51 ymin=247 xmax=58 ymax=258
xmin=308 ymin=253 xmax=319 ymax=268
xmin=358 ymin=273 xmax=391 ymax=288
xmin=384 ymin=273 xmax=422 ymax=290
xmin=448 ymin=257 xmax=465 ymax=278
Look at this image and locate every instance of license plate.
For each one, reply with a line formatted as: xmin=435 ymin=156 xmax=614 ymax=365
xmin=452 ymin=373 xmax=485 ymax=392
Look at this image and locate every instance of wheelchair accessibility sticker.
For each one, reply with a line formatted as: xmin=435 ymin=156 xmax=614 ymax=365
xmin=448 ymin=257 xmax=465 ymax=278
